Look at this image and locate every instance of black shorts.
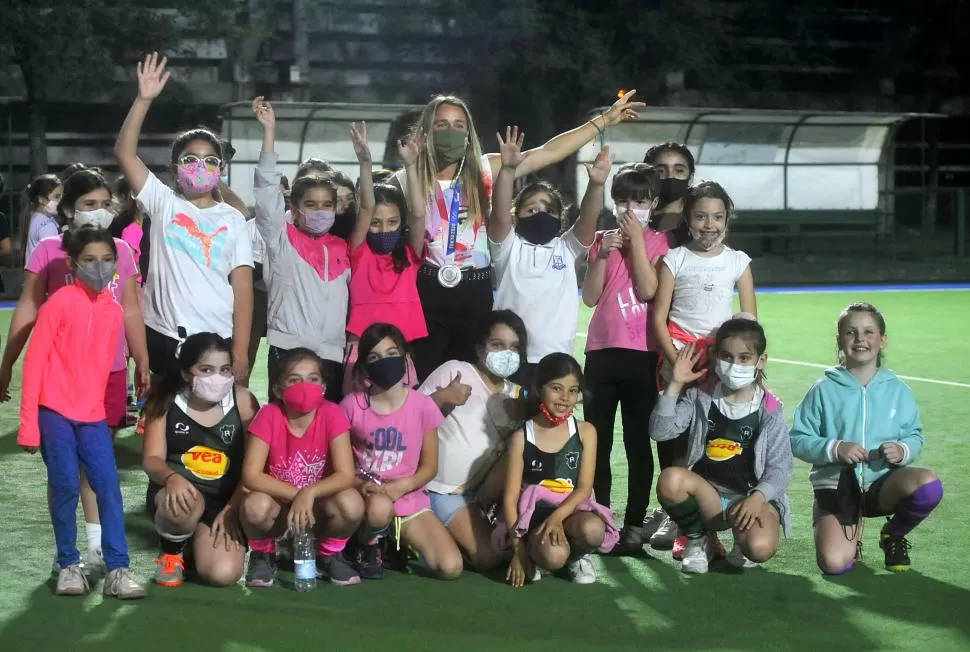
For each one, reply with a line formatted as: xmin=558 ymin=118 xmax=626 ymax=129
xmin=812 ymin=468 xmax=897 ymax=523
xmin=147 ymin=482 xmax=229 ymax=528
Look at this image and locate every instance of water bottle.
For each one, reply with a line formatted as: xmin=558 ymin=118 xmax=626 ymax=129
xmin=293 ymin=528 xmax=317 ymax=592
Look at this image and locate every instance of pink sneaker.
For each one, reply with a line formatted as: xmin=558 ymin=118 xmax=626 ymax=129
xmin=672 ymin=535 xmax=688 ymax=561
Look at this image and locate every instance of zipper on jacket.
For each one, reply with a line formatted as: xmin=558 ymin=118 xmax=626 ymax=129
xmin=860 ymin=385 xmax=868 ymax=487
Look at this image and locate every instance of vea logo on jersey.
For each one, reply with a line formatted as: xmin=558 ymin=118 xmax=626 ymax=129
xmin=165 ymin=213 xmax=230 ymax=269
xmin=538 ymin=478 xmax=574 ymax=493
xmin=705 ymin=438 xmax=742 ymax=462
xmin=182 ymin=445 xmax=229 ymax=480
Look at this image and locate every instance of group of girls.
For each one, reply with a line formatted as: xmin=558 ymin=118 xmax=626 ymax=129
xmin=5 ymin=50 xmax=944 ymax=598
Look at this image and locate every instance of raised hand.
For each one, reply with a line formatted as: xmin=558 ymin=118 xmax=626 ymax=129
xmin=444 ymin=371 xmax=472 ymax=407
xmin=497 ymin=126 xmax=526 ymax=170
xmin=597 ymin=231 xmax=624 ymax=260
xmin=137 ymin=52 xmax=171 ymax=101
xmin=671 ymin=343 xmax=707 ymax=386
xmin=584 ymin=146 xmax=612 ymax=185
xmin=252 ymin=96 xmax=276 ymax=130
xmin=397 ymin=128 xmax=424 ymax=166
xmin=617 ymin=210 xmax=644 ymax=244
xmin=350 ymin=121 xmax=371 ymax=163
xmin=602 ymin=89 xmax=646 ymax=127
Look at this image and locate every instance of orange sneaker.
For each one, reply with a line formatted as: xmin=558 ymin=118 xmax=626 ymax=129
xmin=154 ymin=553 xmax=185 ymax=587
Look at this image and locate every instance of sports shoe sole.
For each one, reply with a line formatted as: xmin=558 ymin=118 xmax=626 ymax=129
xmin=154 ymin=577 xmax=184 ymax=587
xmin=246 ymin=578 xmax=276 ymax=588
xmin=886 ymin=564 xmax=911 ymax=573
xmin=322 ymin=574 xmax=361 ymax=587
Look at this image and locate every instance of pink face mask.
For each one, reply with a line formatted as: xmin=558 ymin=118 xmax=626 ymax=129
xmin=177 ymin=161 xmax=221 ymax=194
xmin=282 ymin=381 xmax=325 ymax=413
xmin=192 ymin=373 xmax=233 ymax=403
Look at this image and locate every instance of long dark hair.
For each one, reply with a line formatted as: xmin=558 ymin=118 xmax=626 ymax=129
xmin=529 ymin=353 xmax=585 ymax=418
xmin=372 ymin=183 xmax=411 ymax=272
xmin=110 ymin=175 xmax=139 ymax=239
xmin=144 ymin=332 xmax=233 ymax=422
xmin=19 ymin=174 xmax=60 ymax=262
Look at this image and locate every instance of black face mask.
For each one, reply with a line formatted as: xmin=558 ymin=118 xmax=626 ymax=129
xmin=514 ymin=212 xmax=562 ymax=245
xmin=329 ymin=208 xmax=357 ymax=240
xmin=658 ymin=178 xmax=689 ymax=206
xmin=365 ymin=356 xmax=406 ymax=390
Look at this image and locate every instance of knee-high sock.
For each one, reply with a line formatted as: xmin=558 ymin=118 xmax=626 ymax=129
xmin=661 ymin=496 xmax=704 ymax=539
xmin=884 ymin=479 xmax=943 ymax=538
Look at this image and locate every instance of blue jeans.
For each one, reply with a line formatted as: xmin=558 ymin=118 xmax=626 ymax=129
xmin=39 ymin=408 xmax=129 ymax=570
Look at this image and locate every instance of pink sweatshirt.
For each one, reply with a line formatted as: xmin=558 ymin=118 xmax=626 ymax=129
xmin=18 ymin=281 xmax=124 ymax=447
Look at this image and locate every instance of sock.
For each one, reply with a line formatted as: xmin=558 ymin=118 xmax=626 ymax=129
xmin=159 ymin=536 xmax=187 ymax=556
xmin=249 ymin=538 xmax=277 ymax=554
xmin=85 ymin=523 xmax=102 ymax=553
xmin=662 ymin=497 xmax=704 ymax=539
xmin=823 ymin=560 xmax=854 ymax=576
xmin=319 ymin=536 xmax=349 ymax=557
xmin=884 ymin=479 xmax=943 ymax=538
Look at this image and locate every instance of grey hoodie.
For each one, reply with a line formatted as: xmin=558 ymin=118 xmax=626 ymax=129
xmin=649 ymin=383 xmax=794 ymax=534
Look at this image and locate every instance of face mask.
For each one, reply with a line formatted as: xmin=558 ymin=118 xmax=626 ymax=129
xmin=329 ymin=208 xmax=357 ymax=239
xmin=177 ymin=161 xmax=221 ymax=194
xmin=485 ymin=349 xmax=520 ymax=379
xmin=715 ymin=359 xmax=758 ymax=391
xmin=658 ymin=178 xmax=689 ymax=206
xmin=631 ymin=208 xmax=652 ymax=226
xmin=365 ymin=356 xmax=407 ymax=390
xmin=515 ymin=212 xmax=561 ymax=245
xmin=300 ymin=209 xmax=336 ymax=235
xmin=192 ymin=373 xmax=233 ymax=403
xmin=75 ymin=260 xmax=117 ymax=292
xmin=366 ymin=230 xmax=402 ymax=254
xmin=688 ymin=227 xmax=726 ymax=251
xmin=433 ymin=129 xmax=468 ymax=168
xmin=281 ymin=381 xmax=325 ymax=413
xmin=73 ymin=208 xmax=114 ymax=229
xmin=44 ymin=200 xmax=59 ymax=216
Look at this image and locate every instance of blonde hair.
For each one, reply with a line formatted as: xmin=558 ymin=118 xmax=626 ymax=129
xmin=414 ymin=95 xmax=489 ymax=227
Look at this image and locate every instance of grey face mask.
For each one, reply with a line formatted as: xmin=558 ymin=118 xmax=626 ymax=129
xmin=76 ymin=260 xmax=117 ymax=292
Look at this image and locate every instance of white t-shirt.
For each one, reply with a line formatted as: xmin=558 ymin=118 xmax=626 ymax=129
xmin=664 ymin=245 xmax=751 ymax=339
xmin=491 ymin=227 xmax=589 ymax=363
xmin=137 ymin=172 xmax=253 ymax=340
xmin=417 ymin=360 xmax=521 ymax=494
xmin=247 ymin=218 xmax=267 ymax=292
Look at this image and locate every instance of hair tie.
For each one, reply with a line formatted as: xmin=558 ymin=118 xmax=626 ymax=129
xmin=175 ymin=326 xmax=188 ymax=359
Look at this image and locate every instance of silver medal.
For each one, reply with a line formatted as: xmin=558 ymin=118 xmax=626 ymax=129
xmin=436 ymin=264 xmax=462 ymax=288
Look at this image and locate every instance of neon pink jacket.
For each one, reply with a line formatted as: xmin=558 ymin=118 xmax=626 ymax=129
xmin=18 ymin=281 xmax=124 ymax=447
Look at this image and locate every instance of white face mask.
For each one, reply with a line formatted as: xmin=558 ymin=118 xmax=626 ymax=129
xmin=74 ymin=208 xmax=115 ymax=229
xmin=485 ymin=349 xmax=520 ymax=379
xmin=192 ymin=374 xmax=234 ymax=403
xmin=44 ymin=199 xmax=59 ymax=216
xmin=631 ymin=207 xmax=652 ymax=226
xmin=688 ymin=227 xmax=725 ymax=251
xmin=715 ymin=359 xmax=758 ymax=391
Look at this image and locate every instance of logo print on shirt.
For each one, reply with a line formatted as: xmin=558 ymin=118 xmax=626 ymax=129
xmin=220 ymin=424 xmax=236 ymax=444
xmin=269 ymin=450 xmax=327 ymax=489
xmin=564 ymin=451 xmax=580 ymax=470
xmin=360 ymin=427 xmax=408 ymax=474
xmin=739 ymin=426 xmax=753 ymax=442
xmin=166 ymin=213 xmax=229 ymax=268
xmin=552 ymin=255 xmax=566 ymax=271
xmin=174 ymin=422 xmax=190 ymax=435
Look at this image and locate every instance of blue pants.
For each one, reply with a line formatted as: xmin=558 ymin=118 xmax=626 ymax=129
xmin=39 ymin=408 xmax=129 ymax=570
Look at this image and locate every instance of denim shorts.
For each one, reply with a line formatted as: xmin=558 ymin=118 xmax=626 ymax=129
xmin=429 ymin=490 xmax=479 ymax=526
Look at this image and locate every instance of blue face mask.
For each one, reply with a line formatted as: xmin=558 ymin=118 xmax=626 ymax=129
xmin=367 ymin=230 xmax=401 ymax=254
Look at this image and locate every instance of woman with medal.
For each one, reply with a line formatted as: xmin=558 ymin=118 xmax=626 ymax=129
xmin=397 ymin=91 xmax=645 ymax=381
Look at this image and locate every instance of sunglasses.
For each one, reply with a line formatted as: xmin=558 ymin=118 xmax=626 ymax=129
xmin=178 ymin=154 xmax=223 ymax=168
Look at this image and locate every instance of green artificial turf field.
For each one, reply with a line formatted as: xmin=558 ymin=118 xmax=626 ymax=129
xmin=0 ymin=289 xmax=968 ymax=651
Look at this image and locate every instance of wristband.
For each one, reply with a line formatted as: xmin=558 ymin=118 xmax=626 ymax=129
xmin=163 ymin=471 xmax=178 ymax=485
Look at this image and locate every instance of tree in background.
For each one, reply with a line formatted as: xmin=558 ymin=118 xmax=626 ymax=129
xmin=0 ymin=0 xmax=244 ymax=176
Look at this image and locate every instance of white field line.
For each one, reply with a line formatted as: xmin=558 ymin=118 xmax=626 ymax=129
xmin=573 ymin=332 xmax=970 ymax=389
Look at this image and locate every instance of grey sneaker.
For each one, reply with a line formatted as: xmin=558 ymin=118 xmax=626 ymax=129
xmin=317 ymin=553 xmax=361 ymax=586
xmin=55 ymin=564 xmax=90 ymax=596
xmin=103 ymin=568 xmax=147 ymax=600
xmin=565 ymin=555 xmax=596 ymax=585
xmin=51 ymin=555 xmax=87 ymax=577
xmin=611 ymin=525 xmax=646 ymax=556
xmin=246 ymin=551 xmax=277 ymax=588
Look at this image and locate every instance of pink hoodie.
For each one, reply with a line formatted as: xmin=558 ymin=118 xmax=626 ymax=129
xmin=18 ymin=281 xmax=124 ymax=447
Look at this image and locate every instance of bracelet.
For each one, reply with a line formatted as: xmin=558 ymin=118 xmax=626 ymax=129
xmin=163 ymin=471 xmax=178 ymax=485
xmin=591 ymin=115 xmax=605 ymax=136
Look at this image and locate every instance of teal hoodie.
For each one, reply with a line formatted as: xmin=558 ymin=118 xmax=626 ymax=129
xmin=790 ymin=366 xmax=923 ymax=490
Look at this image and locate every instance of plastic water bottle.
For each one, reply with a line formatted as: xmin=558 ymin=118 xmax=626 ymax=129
xmin=293 ymin=529 xmax=317 ymax=592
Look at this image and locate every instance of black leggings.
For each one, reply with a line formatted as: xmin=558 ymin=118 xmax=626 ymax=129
xmin=584 ymin=348 xmax=658 ymax=527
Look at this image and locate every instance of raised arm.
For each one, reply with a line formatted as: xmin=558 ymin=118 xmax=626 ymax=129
xmin=488 ymin=126 xmax=526 ymax=243
xmin=488 ymin=90 xmax=645 ymax=179
xmin=114 ymin=53 xmax=171 ymax=194
xmin=349 ymin=121 xmax=375 ymax=251
xmin=575 ymin=146 xmax=612 ymax=247
xmin=251 ymin=97 xmax=287 ymax=236
xmin=398 ymin=130 xmax=428 ymax=255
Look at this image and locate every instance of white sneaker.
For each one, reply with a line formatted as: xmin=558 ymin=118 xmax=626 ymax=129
xmin=51 ymin=555 xmax=87 ymax=576
xmin=681 ymin=536 xmax=711 ymax=574
xmin=726 ymin=543 xmax=759 ymax=569
xmin=84 ymin=548 xmax=106 ymax=576
xmin=529 ymin=566 xmax=542 ymax=583
xmin=566 ymin=555 xmax=596 ymax=585
xmin=103 ymin=568 xmax=147 ymax=600
xmin=649 ymin=515 xmax=679 ymax=550
xmin=55 ymin=564 xmax=90 ymax=596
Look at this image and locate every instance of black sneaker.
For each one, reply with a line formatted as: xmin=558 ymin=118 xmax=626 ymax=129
xmin=880 ymin=525 xmax=912 ymax=573
xmin=382 ymin=536 xmax=410 ymax=572
xmin=352 ymin=541 xmax=385 ymax=580
xmin=317 ymin=553 xmax=361 ymax=586
xmin=246 ymin=551 xmax=277 ymax=588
